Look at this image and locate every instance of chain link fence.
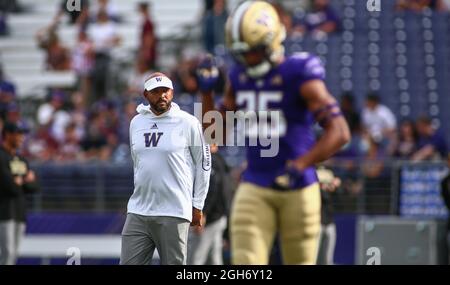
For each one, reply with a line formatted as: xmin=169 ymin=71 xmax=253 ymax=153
xmin=28 ymin=160 xmax=449 ymax=217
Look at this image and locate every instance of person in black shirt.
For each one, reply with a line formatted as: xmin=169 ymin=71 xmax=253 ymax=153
xmin=412 ymin=116 xmax=448 ymax=161
xmin=340 ymin=92 xmax=361 ymax=135
xmin=441 ymin=153 xmax=450 ymax=264
xmin=187 ymin=144 xmax=233 ymax=265
xmin=0 ymin=122 xmax=39 ymax=265
xmin=316 ymin=167 xmax=341 ymax=265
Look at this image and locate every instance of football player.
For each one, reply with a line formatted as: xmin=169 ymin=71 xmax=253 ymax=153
xmin=198 ymin=1 xmax=350 ymax=265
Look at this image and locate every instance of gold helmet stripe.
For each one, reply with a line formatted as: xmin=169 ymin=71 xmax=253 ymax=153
xmin=231 ymin=1 xmax=252 ymax=42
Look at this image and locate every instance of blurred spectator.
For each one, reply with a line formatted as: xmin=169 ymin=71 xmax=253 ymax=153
xmin=361 ymin=135 xmax=389 ymax=214
xmin=203 ymin=0 xmax=228 ymax=54
xmin=393 ymin=119 xmax=418 ymax=159
xmin=203 ymin=0 xmax=214 ymax=14
xmin=114 ymin=99 xmax=136 ymax=163
xmin=188 ymin=144 xmax=233 ymax=265
xmin=37 ymin=91 xmax=64 ymax=127
xmin=87 ymin=9 xmax=121 ymax=100
xmin=333 ymin=133 xmax=367 ymax=164
xmin=0 ymin=0 xmax=23 ymax=13
xmin=91 ymin=0 xmax=120 ymax=22
xmin=117 ymin=100 xmax=137 ymax=145
xmin=138 ymin=1 xmax=157 ymax=70
xmin=292 ymin=0 xmax=341 ymax=39
xmin=340 ymin=92 xmax=361 ymax=135
xmin=24 ymin=125 xmax=59 ymax=161
xmin=36 ymin=25 xmax=72 ymax=71
xmin=36 ymin=91 xmax=71 ymax=143
xmin=361 ymin=93 xmax=397 ymax=154
xmin=440 ymin=153 xmax=450 ymax=264
xmin=80 ymin=101 xmax=118 ymax=161
xmin=0 ymin=0 xmax=22 ymax=36
xmin=99 ymin=100 xmax=120 ymax=142
xmin=272 ymin=2 xmax=293 ymax=36
xmin=89 ymin=8 xmax=119 ymax=51
xmin=57 ymin=122 xmax=83 ymax=161
xmin=0 ymin=121 xmax=39 ymax=265
xmin=396 ymin=0 xmax=449 ymax=12
xmin=0 ymin=0 xmax=21 ymax=13
xmin=0 ymin=66 xmax=16 ymax=122
xmin=68 ymin=91 xmax=87 ymax=141
xmin=412 ymin=116 xmax=448 ymax=161
xmin=81 ymin=112 xmax=111 ymax=161
xmin=316 ymin=167 xmax=341 ymax=265
xmin=54 ymin=0 xmax=90 ymax=28
xmin=127 ymin=61 xmax=153 ymax=99
xmin=362 ymin=135 xmax=385 ymax=179
xmin=72 ymin=29 xmax=95 ymax=100
xmin=0 ymin=12 xmax=8 ymax=36
xmin=4 ymin=103 xmax=21 ymax=125
xmin=171 ymin=55 xmax=199 ymax=95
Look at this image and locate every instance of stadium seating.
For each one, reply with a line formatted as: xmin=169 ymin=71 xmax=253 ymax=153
xmin=0 ymin=0 xmax=202 ymax=98
xmin=285 ymin=0 xmax=450 ymax=143
xmin=2 ymin=0 xmax=448 ymax=137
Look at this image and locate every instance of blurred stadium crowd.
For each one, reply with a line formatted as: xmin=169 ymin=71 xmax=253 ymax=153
xmin=0 ymin=0 xmax=449 ymax=166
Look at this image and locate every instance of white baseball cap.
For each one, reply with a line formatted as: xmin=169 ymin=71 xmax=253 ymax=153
xmin=144 ymin=75 xmax=174 ymax=91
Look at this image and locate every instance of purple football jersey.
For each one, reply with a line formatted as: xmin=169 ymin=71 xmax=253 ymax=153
xmin=228 ymin=52 xmax=326 ymax=189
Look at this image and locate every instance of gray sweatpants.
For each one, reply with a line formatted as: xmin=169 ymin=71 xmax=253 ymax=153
xmin=120 ymin=213 xmax=190 ymax=265
xmin=0 ymin=220 xmax=26 ymax=265
xmin=187 ymin=216 xmax=227 ymax=265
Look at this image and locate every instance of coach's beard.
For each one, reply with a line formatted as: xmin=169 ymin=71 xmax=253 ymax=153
xmin=151 ymin=99 xmax=172 ymax=115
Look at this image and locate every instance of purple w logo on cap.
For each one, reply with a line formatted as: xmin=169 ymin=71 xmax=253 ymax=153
xmin=156 ymin=77 xmax=162 ymax=82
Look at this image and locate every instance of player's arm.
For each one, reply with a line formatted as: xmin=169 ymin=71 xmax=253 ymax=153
xmin=197 ymin=55 xmax=236 ymax=129
xmin=200 ymin=81 xmax=236 ymax=128
xmin=290 ymin=80 xmax=351 ymax=171
xmin=200 ymin=80 xmax=235 ymax=146
xmin=198 ymin=56 xmax=236 ymax=147
xmin=197 ymin=54 xmax=221 ymax=122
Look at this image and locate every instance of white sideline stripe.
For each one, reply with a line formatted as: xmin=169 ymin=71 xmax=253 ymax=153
xmin=18 ymin=235 xmax=159 ymax=259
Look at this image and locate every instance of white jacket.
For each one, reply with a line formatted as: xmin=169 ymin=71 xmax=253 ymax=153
xmin=127 ymin=102 xmax=211 ymax=222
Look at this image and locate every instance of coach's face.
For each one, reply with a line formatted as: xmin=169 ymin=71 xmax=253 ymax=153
xmin=145 ymin=87 xmax=174 ymax=115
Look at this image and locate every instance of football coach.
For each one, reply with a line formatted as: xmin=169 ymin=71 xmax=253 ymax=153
xmin=120 ymin=72 xmax=211 ymax=265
